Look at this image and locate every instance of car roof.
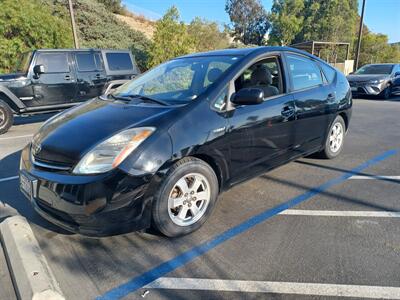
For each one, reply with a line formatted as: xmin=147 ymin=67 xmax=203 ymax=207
xmin=363 ymin=63 xmax=397 ymax=66
xmin=33 ymin=49 xmax=130 ymax=53
xmin=177 ymin=46 xmax=313 ymax=59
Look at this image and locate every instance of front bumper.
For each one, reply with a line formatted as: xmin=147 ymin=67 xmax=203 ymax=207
xmin=349 ymin=81 xmax=386 ymax=96
xmin=19 ymin=144 xmax=155 ymax=236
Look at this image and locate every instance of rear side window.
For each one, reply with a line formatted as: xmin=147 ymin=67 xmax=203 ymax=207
xmin=106 ymin=53 xmax=133 ymax=71
xmin=76 ymin=53 xmax=97 ymax=71
xmin=287 ymin=54 xmax=323 ymax=91
xmin=36 ymin=53 xmax=69 ymax=73
xmin=320 ymin=63 xmax=336 ymax=83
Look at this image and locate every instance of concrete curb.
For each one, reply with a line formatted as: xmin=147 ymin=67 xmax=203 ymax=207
xmin=0 ymin=216 xmax=65 ymax=300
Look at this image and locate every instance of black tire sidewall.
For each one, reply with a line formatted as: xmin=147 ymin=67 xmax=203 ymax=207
xmin=0 ymin=101 xmax=13 ymax=134
xmin=323 ymin=116 xmax=346 ymax=159
xmin=152 ymin=158 xmax=219 ymax=237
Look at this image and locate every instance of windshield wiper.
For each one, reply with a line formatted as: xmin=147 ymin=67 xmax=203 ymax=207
xmin=109 ymin=94 xmax=169 ymax=106
xmin=125 ymin=94 xmax=170 ymax=106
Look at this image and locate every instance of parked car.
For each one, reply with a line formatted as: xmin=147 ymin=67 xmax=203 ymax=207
xmin=0 ymin=49 xmax=140 ymax=134
xmin=347 ymin=63 xmax=400 ymax=99
xmin=20 ymin=46 xmax=352 ymax=237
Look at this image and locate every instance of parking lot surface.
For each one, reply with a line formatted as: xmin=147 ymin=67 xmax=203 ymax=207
xmin=1 ymin=97 xmax=400 ymax=299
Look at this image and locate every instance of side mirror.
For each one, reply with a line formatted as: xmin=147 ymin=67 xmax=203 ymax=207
xmin=33 ymin=65 xmax=45 ymax=77
xmin=231 ymin=88 xmax=264 ymax=106
xmin=349 ymin=72 xmax=354 ymax=75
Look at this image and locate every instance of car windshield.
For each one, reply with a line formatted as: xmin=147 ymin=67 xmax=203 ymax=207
xmin=112 ymin=55 xmax=241 ymax=104
xmin=355 ymin=64 xmax=393 ymax=75
xmin=14 ymin=52 xmax=33 ymax=74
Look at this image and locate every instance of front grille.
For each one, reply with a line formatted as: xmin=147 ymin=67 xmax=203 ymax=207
xmin=32 ymin=155 xmax=72 ymax=172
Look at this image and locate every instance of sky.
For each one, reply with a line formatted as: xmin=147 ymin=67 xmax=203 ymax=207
xmin=123 ymin=0 xmax=400 ymax=43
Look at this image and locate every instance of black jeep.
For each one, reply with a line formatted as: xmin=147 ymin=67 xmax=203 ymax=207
xmin=0 ymin=49 xmax=140 ymax=134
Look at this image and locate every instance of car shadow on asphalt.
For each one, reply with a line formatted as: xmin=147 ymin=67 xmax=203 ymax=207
xmin=295 ymin=160 xmax=400 ymax=184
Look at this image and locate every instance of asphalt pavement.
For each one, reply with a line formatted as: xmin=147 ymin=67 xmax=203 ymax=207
xmin=0 ymin=97 xmax=400 ymax=300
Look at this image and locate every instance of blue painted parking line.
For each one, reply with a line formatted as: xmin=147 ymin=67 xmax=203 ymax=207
xmin=97 ymin=149 xmax=398 ymax=300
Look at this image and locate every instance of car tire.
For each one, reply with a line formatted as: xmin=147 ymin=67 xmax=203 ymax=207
xmin=0 ymin=100 xmax=14 ymax=135
xmin=319 ymin=115 xmax=346 ymax=159
xmin=152 ymin=157 xmax=219 ymax=237
xmin=380 ymin=86 xmax=391 ymax=100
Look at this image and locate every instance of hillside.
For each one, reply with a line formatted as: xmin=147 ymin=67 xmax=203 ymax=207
xmin=114 ymin=13 xmax=155 ymax=39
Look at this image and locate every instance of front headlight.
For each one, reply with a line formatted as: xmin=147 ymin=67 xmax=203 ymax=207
xmin=369 ymin=79 xmax=385 ymax=84
xmin=73 ymin=127 xmax=155 ymax=174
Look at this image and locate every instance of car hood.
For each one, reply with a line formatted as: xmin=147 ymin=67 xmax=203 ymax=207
xmin=0 ymin=73 xmax=26 ymax=82
xmin=32 ymin=98 xmax=178 ymax=166
xmin=346 ymin=74 xmax=390 ymax=82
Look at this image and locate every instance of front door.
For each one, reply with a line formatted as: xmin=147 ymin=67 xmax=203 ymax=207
xmin=226 ymin=56 xmax=296 ymax=185
xmin=74 ymin=51 xmax=107 ymax=102
xmin=32 ymin=52 xmax=77 ymax=106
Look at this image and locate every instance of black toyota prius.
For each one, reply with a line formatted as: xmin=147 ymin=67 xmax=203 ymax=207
xmin=20 ymin=47 xmax=352 ymax=237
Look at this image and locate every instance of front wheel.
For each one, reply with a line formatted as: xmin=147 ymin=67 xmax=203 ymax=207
xmin=319 ymin=115 xmax=346 ymax=159
xmin=0 ymin=100 xmax=14 ymax=135
xmin=152 ymin=157 xmax=219 ymax=237
xmin=380 ymin=86 xmax=391 ymax=100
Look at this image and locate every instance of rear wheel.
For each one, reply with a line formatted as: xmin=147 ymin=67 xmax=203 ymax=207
xmin=152 ymin=157 xmax=218 ymax=237
xmin=0 ymin=100 xmax=13 ymax=135
xmin=319 ymin=115 xmax=346 ymax=159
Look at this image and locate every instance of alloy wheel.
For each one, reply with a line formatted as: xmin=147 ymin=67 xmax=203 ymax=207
xmin=168 ymin=173 xmax=211 ymax=226
xmin=329 ymin=122 xmax=344 ymax=153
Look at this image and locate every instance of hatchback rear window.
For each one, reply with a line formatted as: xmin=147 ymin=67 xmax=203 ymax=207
xmin=106 ymin=53 xmax=133 ymax=71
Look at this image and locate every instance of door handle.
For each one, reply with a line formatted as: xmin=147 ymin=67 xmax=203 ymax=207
xmin=64 ymin=75 xmax=71 ymax=81
xmin=95 ymin=74 xmax=101 ymax=78
xmin=281 ymin=105 xmax=295 ymax=118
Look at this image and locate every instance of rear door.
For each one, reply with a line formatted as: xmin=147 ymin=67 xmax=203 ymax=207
xmin=32 ymin=52 xmax=77 ymax=106
xmin=74 ymin=51 xmax=107 ymax=101
xmin=284 ymin=53 xmax=333 ymax=154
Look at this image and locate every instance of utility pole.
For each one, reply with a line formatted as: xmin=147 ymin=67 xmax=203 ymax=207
xmin=354 ymin=0 xmax=366 ymax=71
xmin=68 ymin=0 xmax=79 ymax=49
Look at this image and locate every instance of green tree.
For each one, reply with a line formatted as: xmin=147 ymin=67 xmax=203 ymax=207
xmin=296 ymin=0 xmax=358 ymax=44
xmin=96 ymin=0 xmax=124 ymax=14
xmin=0 ymin=0 xmax=73 ymax=73
xmin=147 ymin=6 xmax=194 ymax=68
xmin=188 ymin=18 xmax=230 ymax=52
xmin=269 ymin=0 xmax=304 ymax=46
xmin=225 ymin=0 xmax=270 ymax=45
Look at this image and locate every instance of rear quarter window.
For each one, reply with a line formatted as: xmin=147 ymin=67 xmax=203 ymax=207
xmin=106 ymin=53 xmax=133 ymax=71
xmin=320 ymin=63 xmax=336 ymax=84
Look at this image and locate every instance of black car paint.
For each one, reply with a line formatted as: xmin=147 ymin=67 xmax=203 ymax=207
xmin=20 ymin=47 xmax=352 ymax=236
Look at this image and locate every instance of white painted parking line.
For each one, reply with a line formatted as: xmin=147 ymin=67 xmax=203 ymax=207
xmin=279 ymin=209 xmax=400 ymax=218
xmin=0 ymin=134 xmax=33 ymax=141
xmin=0 ymin=176 xmax=18 ymax=183
xmin=145 ymin=277 xmax=400 ymax=299
xmin=349 ymin=175 xmax=400 ymax=180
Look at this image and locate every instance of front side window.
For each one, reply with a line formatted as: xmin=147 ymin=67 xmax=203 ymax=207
xmin=36 ymin=53 xmax=69 ymax=73
xmin=234 ymin=56 xmax=282 ymax=99
xmin=106 ymin=53 xmax=134 ymax=71
xmin=113 ymin=55 xmax=240 ymax=104
xmin=76 ymin=53 xmax=97 ymax=72
xmin=287 ymin=54 xmax=323 ymax=91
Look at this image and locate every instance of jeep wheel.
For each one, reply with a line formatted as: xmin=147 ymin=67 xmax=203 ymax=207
xmin=0 ymin=100 xmax=14 ymax=135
